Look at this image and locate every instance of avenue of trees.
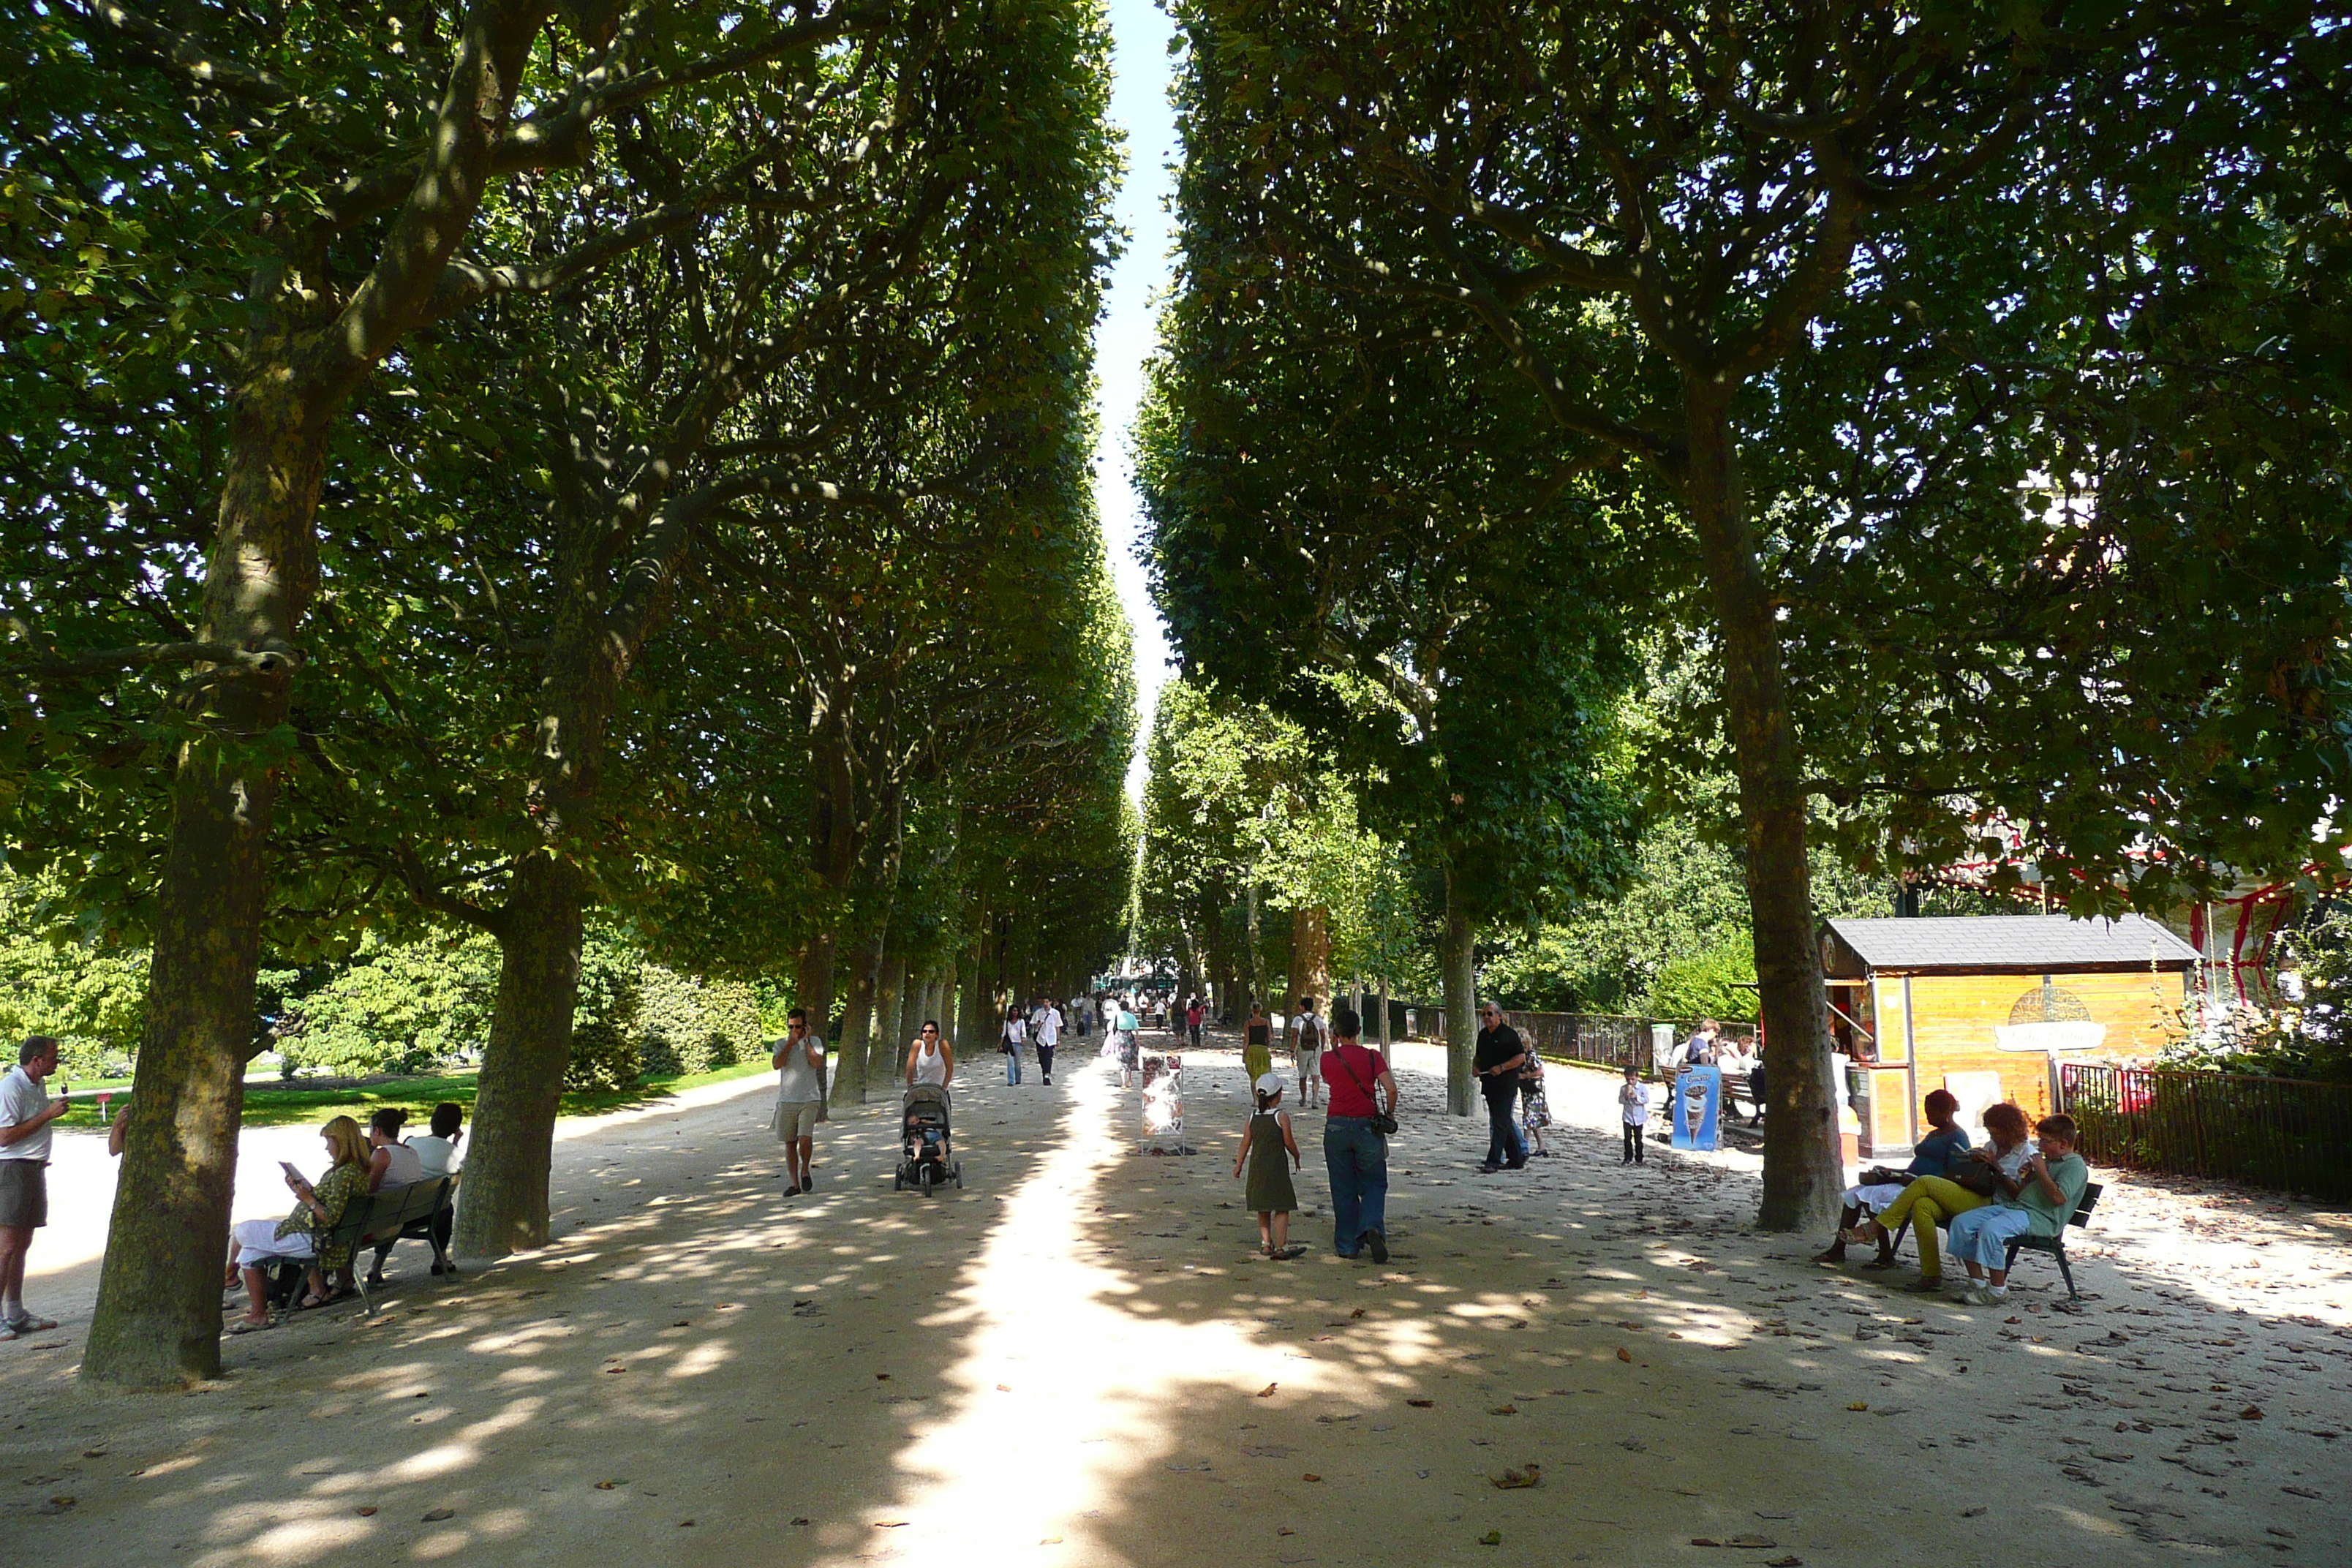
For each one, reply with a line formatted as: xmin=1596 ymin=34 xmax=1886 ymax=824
xmin=1137 ymin=1 xmax=2351 ymax=1226
xmin=3 ymin=2 xmax=1133 ymax=1388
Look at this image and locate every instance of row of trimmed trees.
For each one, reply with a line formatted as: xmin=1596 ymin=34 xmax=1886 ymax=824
xmin=1134 ymin=1 xmax=2351 ymax=1226
xmin=2 ymin=1 xmax=1132 ymax=1387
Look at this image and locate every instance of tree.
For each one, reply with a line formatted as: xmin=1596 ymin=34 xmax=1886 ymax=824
xmin=1171 ymin=0 xmax=2350 ymax=1225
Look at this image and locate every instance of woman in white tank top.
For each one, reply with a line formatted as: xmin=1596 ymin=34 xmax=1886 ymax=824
xmin=904 ymin=1022 xmax=954 ymax=1090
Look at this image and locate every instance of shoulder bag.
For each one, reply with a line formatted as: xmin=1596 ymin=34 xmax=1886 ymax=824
xmin=1333 ymin=1044 xmax=1399 ymax=1137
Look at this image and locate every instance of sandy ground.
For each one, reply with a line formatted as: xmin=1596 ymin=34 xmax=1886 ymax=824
xmin=2 ymin=1030 xmax=2347 ymax=1567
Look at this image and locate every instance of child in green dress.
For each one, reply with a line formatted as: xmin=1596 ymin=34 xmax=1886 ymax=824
xmin=1234 ymin=1072 xmax=1304 ymax=1258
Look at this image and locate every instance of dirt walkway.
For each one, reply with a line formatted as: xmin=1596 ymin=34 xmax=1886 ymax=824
xmin=4 ymin=1033 xmax=2345 ymax=1566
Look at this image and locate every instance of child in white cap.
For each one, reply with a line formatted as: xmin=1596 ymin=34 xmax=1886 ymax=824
xmin=1233 ymin=1072 xmax=1304 ymax=1258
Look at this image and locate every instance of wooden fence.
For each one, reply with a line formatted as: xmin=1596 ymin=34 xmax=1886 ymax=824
xmin=2057 ymin=1062 xmax=2352 ymax=1202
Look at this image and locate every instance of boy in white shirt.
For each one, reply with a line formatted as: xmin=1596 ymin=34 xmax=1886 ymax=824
xmin=1618 ymin=1065 xmax=1652 ymax=1165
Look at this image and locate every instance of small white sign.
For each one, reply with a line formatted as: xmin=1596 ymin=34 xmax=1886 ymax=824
xmin=1993 ymin=1021 xmax=2107 ymax=1053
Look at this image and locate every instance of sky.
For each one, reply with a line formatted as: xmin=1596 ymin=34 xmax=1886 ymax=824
xmin=1093 ymin=0 xmax=1183 ymax=800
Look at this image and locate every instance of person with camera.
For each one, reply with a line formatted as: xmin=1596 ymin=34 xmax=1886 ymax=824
xmin=1319 ymin=1007 xmax=1397 ymax=1262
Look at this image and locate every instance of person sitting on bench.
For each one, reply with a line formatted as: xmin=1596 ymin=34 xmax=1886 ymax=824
xmin=1812 ymin=1089 xmax=1972 ymax=1267
xmin=367 ymin=1102 xmax=461 ymax=1285
xmin=1843 ymin=1101 xmax=2035 ymax=1293
xmin=226 ymin=1116 xmax=370 ymax=1330
xmin=1944 ymin=1113 xmax=2090 ymax=1306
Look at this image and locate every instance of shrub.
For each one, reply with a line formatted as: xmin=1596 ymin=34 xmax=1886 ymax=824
xmin=563 ymin=1019 xmax=642 ymax=1094
xmin=276 ymin=933 xmax=500 ymax=1077
xmin=1640 ymin=935 xmax=1760 ymax=1023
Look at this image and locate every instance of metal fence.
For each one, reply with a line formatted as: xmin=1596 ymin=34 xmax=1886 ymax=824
xmin=2057 ymin=1062 xmax=2352 ymax=1202
xmin=1398 ymin=1007 xmax=1757 ymax=1075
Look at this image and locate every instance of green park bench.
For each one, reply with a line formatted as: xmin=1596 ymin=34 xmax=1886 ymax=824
xmin=271 ymin=1175 xmax=459 ymax=1316
xmin=1889 ymin=1180 xmax=2103 ymax=1302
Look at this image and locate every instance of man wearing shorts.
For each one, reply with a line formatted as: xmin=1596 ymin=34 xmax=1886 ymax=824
xmin=771 ymin=1009 xmax=827 ymax=1196
xmin=1289 ymin=998 xmax=1324 ymax=1110
xmin=0 ymin=1036 xmax=69 ymax=1339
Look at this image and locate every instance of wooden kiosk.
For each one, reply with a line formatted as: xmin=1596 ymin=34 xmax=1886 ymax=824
xmin=1818 ymin=914 xmax=2200 ymax=1158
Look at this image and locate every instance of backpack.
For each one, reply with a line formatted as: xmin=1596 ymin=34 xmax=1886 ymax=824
xmin=1297 ymin=1015 xmax=1324 ymax=1055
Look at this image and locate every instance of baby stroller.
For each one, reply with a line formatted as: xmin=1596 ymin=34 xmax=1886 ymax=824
xmin=895 ymin=1084 xmax=962 ymax=1196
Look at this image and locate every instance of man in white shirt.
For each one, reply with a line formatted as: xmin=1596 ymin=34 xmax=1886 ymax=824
xmin=1289 ymin=998 xmax=1324 ymax=1109
xmin=1033 ymin=999 xmax=1064 ymax=1086
xmin=772 ymin=1008 xmax=828 ymax=1196
xmin=0 ymin=1035 xmax=69 ymax=1337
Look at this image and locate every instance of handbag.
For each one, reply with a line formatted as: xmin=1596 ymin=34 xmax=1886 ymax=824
xmin=1952 ymin=1162 xmax=2002 ymax=1197
xmin=1332 ymin=1043 xmax=1399 ymax=1137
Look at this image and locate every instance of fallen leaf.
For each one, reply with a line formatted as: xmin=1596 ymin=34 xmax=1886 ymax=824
xmin=996 ymin=1384 xmax=1012 ymax=1392
xmin=678 ymin=1520 xmax=695 ymax=1528
xmin=356 ymin=1507 xmax=378 ymax=1518
xmin=1846 ymin=1402 xmax=1869 ymax=1411
xmin=1407 ymin=1398 xmax=1434 ymax=1408
xmin=1960 ymin=1507 xmax=1986 ymax=1518
xmin=1730 ymin=1536 xmax=1779 ymax=1548
xmin=1278 ymin=1527 xmax=1295 ymax=1537
xmin=1692 ymin=1538 xmax=1723 ymax=1548
xmin=595 ymin=1480 xmax=619 ymax=1490
xmin=2241 ymin=1406 xmax=2264 ymax=1420
xmin=1039 ymin=1537 xmax=1063 ymax=1545
xmin=1350 ymin=1308 xmax=1366 ymax=1318
xmin=603 ymin=1365 xmax=626 ymax=1374
xmin=1616 ymin=1347 xmax=1634 ymax=1362
xmin=421 ymin=1508 xmax=456 ymax=1523
xmin=1478 ymin=1531 xmax=1502 ymax=1546
xmin=791 ymin=1518 xmax=812 ymax=1526
xmin=80 ymin=1450 xmax=106 ymax=1459
xmin=1258 ymin=1383 xmax=1279 ymax=1398
xmin=1491 ymin=1464 xmax=1542 ymax=1489
xmin=1490 ymin=1404 xmax=1518 ymax=1416
xmin=2282 ymin=1486 xmax=2323 ymax=1499
xmin=1767 ymin=1558 xmax=1804 ymax=1567
xmin=875 ymin=1373 xmax=892 ymax=1381
xmin=1303 ymin=1473 xmax=1323 ymax=1482
xmin=874 ymin=1520 xmax=911 ymax=1528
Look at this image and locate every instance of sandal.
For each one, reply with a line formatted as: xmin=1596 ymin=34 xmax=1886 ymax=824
xmin=7 ymin=1314 xmax=57 ymax=1333
xmin=227 ymin=1317 xmax=277 ymax=1335
xmin=294 ymin=1292 xmax=330 ymax=1311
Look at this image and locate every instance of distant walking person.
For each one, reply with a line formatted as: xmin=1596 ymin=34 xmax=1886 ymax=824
xmin=1186 ymin=998 xmax=1205 ymax=1049
xmin=1243 ymin=1003 xmax=1273 ymax=1086
xmin=1619 ymin=1065 xmax=1652 ymax=1164
xmin=0 ymin=1036 xmax=69 ymax=1338
xmin=1289 ymin=997 xmax=1325 ymax=1110
xmin=772 ymin=1009 xmax=828 ymax=1195
xmin=1473 ymin=1003 xmax=1529 ymax=1172
xmin=1320 ymin=1007 xmax=1397 ymax=1262
xmin=1000 ymin=1008 xmax=1028 ymax=1085
xmin=1033 ymin=998 xmax=1063 ymax=1085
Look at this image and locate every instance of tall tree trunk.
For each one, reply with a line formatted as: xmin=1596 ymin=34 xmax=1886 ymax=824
xmin=937 ymin=959 xmax=957 ymax=1041
xmin=81 ymin=14 xmax=543 ymax=1384
xmin=1377 ymin=977 xmax=1391 ymax=1049
xmin=872 ymin=947 xmax=907 ymax=1090
xmin=1245 ymin=876 xmax=1266 ymax=1015
xmin=1684 ymin=393 xmax=1839 ymax=1230
xmin=797 ymin=931 xmax=838 ymax=1045
xmin=956 ymin=901 xmax=988 ymax=1055
xmin=1287 ymin=903 xmax=1332 ymax=1022
xmin=1441 ymin=859 xmax=1477 ymax=1117
xmin=83 ymin=387 xmax=325 ymax=1387
xmin=453 ymin=855 xmax=584 ymax=1258
xmin=834 ymin=920 xmax=888 ymax=1105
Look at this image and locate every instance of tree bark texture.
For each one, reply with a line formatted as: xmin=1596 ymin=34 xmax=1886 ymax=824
xmin=1682 ymin=393 xmax=1841 ymax=1230
xmin=874 ymin=948 xmax=906 ymax=1090
xmin=833 ymin=923 xmax=886 ymax=1106
xmin=453 ymin=854 xmax=584 ymax=1259
xmin=1245 ymin=878 xmax=1267 ymax=1017
xmin=797 ymin=931 xmax=839 ymax=1044
xmin=1286 ymin=903 xmax=1331 ymax=1040
xmin=1441 ymin=861 xmax=1477 ymax=1117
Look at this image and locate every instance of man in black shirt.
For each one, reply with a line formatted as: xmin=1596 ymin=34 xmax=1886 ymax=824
xmin=1472 ymin=1003 xmax=1529 ymax=1172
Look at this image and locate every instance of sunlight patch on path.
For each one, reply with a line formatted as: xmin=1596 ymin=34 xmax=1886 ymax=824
xmin=812 ymin=1062 xmax=1314 ymax=1565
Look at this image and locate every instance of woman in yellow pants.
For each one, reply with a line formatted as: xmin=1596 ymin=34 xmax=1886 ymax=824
xmin=1855 ymin=1103 xmax=2032 ymax=1292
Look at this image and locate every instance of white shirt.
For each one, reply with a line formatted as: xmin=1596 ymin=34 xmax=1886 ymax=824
xmin=375 ymin=1140 xmax=425 ymax=1187
xmin=1003 ymin=1017 xmax=1028 ymax=1046
xmin=409 ymin=1134 xmax=461 ymax=1178
xmin=913 ymin=1039 xmax=950 ymax=1086
xmin=773 ymin=1033 xmax=826 ymax=1102
xmin=0 ymin=1065 xmax=51 ymax=1161
xmin=1035 ymin=1008 xmax=1062 ymax=1047
xmin=1620 ymin=1080 xmax=1652 ymax=1126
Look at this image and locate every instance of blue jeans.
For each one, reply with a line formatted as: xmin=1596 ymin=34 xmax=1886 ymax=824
xmin=1324 ymin=1117 xmax=1388 ymax=1255
xmin=1484 ymin=1091 xmax=1526 ymax=1166
xmin=1006 ymin=1051 xmax=1022 ymax=1085
xmin=1947 ymin=1204 xmax=2034 ymax=1272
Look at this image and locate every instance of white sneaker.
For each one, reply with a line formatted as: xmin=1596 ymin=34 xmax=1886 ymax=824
xmin=1961 ymin=1286 xmax=2007 ymax=1307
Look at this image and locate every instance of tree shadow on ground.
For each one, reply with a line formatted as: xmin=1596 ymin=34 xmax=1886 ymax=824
xmin=1 ymin=1040 xmax=2345 ymax=1566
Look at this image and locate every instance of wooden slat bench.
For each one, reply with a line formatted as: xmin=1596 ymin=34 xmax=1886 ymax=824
xmin=271 ymin=1175 xmax=460 ymax=1316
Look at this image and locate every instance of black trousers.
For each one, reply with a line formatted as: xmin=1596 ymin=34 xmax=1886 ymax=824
xmin=1622 ymin=1123 xmax=1644 ymax=1161
xmin=1484 ymin=1093 xmax=1526 ymax=1166
xmin=1036 ymin=1044 xmax=1055 ymax=1080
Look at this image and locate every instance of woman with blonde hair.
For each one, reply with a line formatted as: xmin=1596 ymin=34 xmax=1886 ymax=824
xmin=225 ymin=1115 xmax=372 ymax=1331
